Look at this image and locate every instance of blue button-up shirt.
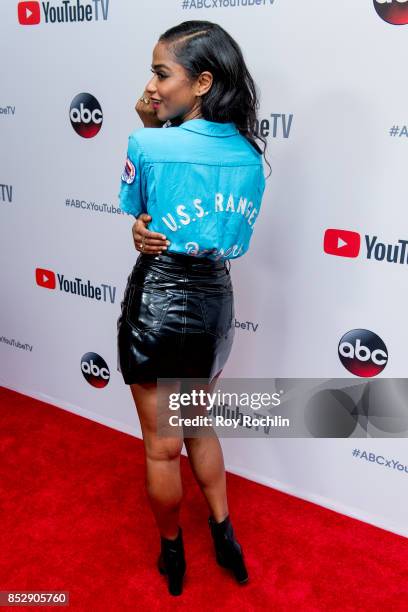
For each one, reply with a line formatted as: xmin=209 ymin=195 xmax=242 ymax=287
xmin=118 ymin=118 xmax=266 ymax=260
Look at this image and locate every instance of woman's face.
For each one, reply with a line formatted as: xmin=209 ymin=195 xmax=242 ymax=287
xmin=144 ymin=41 xmax=212 ymax=123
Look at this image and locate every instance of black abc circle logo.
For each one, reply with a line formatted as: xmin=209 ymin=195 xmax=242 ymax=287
xmin=374 ymin=0 xmax=408 ymax=25
xmin=338 ymin=329 xmax=388 ymax=377
xmin=81 ymin=352 xmax=110 ymax=388
xmin=70 ymin=93 xmax=103 ymax=138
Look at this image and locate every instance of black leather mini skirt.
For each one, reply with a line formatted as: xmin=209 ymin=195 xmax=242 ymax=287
xmin=117 ymin=252 xmax=235 ymax=385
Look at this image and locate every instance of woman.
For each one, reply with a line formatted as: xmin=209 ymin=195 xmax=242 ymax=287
xmin=117 ymin=20 xmax=271 ymax=596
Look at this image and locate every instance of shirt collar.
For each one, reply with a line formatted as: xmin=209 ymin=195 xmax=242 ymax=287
xmin=178 ymin=118 xmax=239 ymax=137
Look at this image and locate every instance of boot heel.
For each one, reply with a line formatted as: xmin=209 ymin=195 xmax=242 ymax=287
xmin=229 ymin=553 xmax=249 ymax=584
xmin=157 ymin=526 xmax=186 ymax=596
xmin=167 ymin=569 xmax=184 ymax=596
xmin=209 ymin=514 xmax=249 ymax=584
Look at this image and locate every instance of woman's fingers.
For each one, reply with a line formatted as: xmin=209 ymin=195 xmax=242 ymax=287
xmin=135 ymin=91 xmax=166 ymax=128
xmin=132 ymin=218 xmax=168 ymax=242
xmin=138 ymin=223 xmax=167 ymax=241
xmin=136 ymin=241 xmax=167 ymax=253
xmin=132 ymin=219 xmax=170 ymax=253
xmin=141 ymin=245 xmax=166 ymax=254
xmin=135 ymin=220 xmax=170 ymax=244
xmin=134 ymin=233 xmax=170 ymax=248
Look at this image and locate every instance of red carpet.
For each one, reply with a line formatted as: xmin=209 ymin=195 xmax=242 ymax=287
xmin=1 ymin=386 xmax=407 ymax=611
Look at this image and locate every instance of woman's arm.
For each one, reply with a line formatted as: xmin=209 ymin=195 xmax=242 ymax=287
xmin=131 ymin=91 xmax=169 ymax=254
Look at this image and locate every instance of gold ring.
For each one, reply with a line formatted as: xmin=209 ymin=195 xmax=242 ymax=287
xmin=139 ymin=96 xmax=150 ymax=104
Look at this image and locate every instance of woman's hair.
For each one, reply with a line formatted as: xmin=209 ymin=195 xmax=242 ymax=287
xmin=158 ymin=20 xmax=272 ymax=179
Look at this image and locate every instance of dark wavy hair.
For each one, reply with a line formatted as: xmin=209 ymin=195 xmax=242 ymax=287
xmin=158 ymin=20 xmax=272 ymax=179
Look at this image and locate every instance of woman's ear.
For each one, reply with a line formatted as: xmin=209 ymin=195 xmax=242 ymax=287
xmin=197 ymin=71 xmax=213 ymax=96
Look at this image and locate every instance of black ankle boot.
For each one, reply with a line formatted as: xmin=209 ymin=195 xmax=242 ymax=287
xmin=157 ymin=526 xmax=186 ymax=596
xmin=208 ymin=514 xmax=248 ymax=584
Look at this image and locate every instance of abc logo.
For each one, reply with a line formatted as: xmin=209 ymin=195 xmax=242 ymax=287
xmin=81 ymin=352 xmax=110 ymax=388
xmin=374 ymin=0 xmax=408 ymax=25
xmin=338 ymin=329 xmax=388 ymax=377
xmin=70 ymin=93 xmax=103 ymax=138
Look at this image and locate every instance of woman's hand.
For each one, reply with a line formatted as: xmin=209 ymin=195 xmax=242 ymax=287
xmin=135 ymin=90 xmax=166 ymax=128
xmin=132 ymin=213 xmax=170 ymax=254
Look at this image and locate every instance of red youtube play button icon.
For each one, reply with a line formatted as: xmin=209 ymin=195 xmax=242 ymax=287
xmin=18 ymin=1 xmax=40 ymax=25
xmin=36 ymin=268 xmax=56 ymax=289
xmin=323 ymin=228 xmax=361 ymax=258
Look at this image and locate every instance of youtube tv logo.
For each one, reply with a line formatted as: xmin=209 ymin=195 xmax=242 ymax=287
xmin=18 ymin=1 xmax=40 ymax=25
xmin=35 ymin=266 xmax=116 ymax=303
xmin=323 ymin=229 xmax=361 ymax=258
xmin=36 ymin=268 xmax=56 ymax=289
xmin=17 ymin=0 xmax=109 ymax=25
xmin=324 ymin=227 xmax=408 ymax=267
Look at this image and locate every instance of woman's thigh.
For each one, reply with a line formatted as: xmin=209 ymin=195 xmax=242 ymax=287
xmin=130 ymin=380 xmax=184 ymax=459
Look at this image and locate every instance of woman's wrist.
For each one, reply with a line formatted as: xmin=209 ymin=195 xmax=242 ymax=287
xmin=142 ymin=120 xmax=166 ymax=128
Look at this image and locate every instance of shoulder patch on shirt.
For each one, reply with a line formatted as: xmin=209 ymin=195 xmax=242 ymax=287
xmin=121 ymin=157 xmax=136 ymax=184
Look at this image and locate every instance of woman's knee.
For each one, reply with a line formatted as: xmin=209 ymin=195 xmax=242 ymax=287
xmin=145 ymin=436 xmax=184 ymax=462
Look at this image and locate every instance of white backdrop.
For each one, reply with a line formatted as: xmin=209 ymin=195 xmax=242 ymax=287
xmin=1 ymin=0 xmax=408 ymax=537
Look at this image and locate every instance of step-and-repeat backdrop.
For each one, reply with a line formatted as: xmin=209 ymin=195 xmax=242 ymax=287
xmin=1 ymin=1 xmax=407 ymax=537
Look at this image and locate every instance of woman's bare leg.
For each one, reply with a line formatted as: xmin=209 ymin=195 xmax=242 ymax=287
xmin=130 ymin=380 xmax=184 ymax=540
xmin=182 ymin=371 xmax=229 ymax=522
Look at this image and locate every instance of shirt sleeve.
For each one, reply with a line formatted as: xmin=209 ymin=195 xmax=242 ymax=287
xmin=118 ymin=133 xmax=147 ymax=217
